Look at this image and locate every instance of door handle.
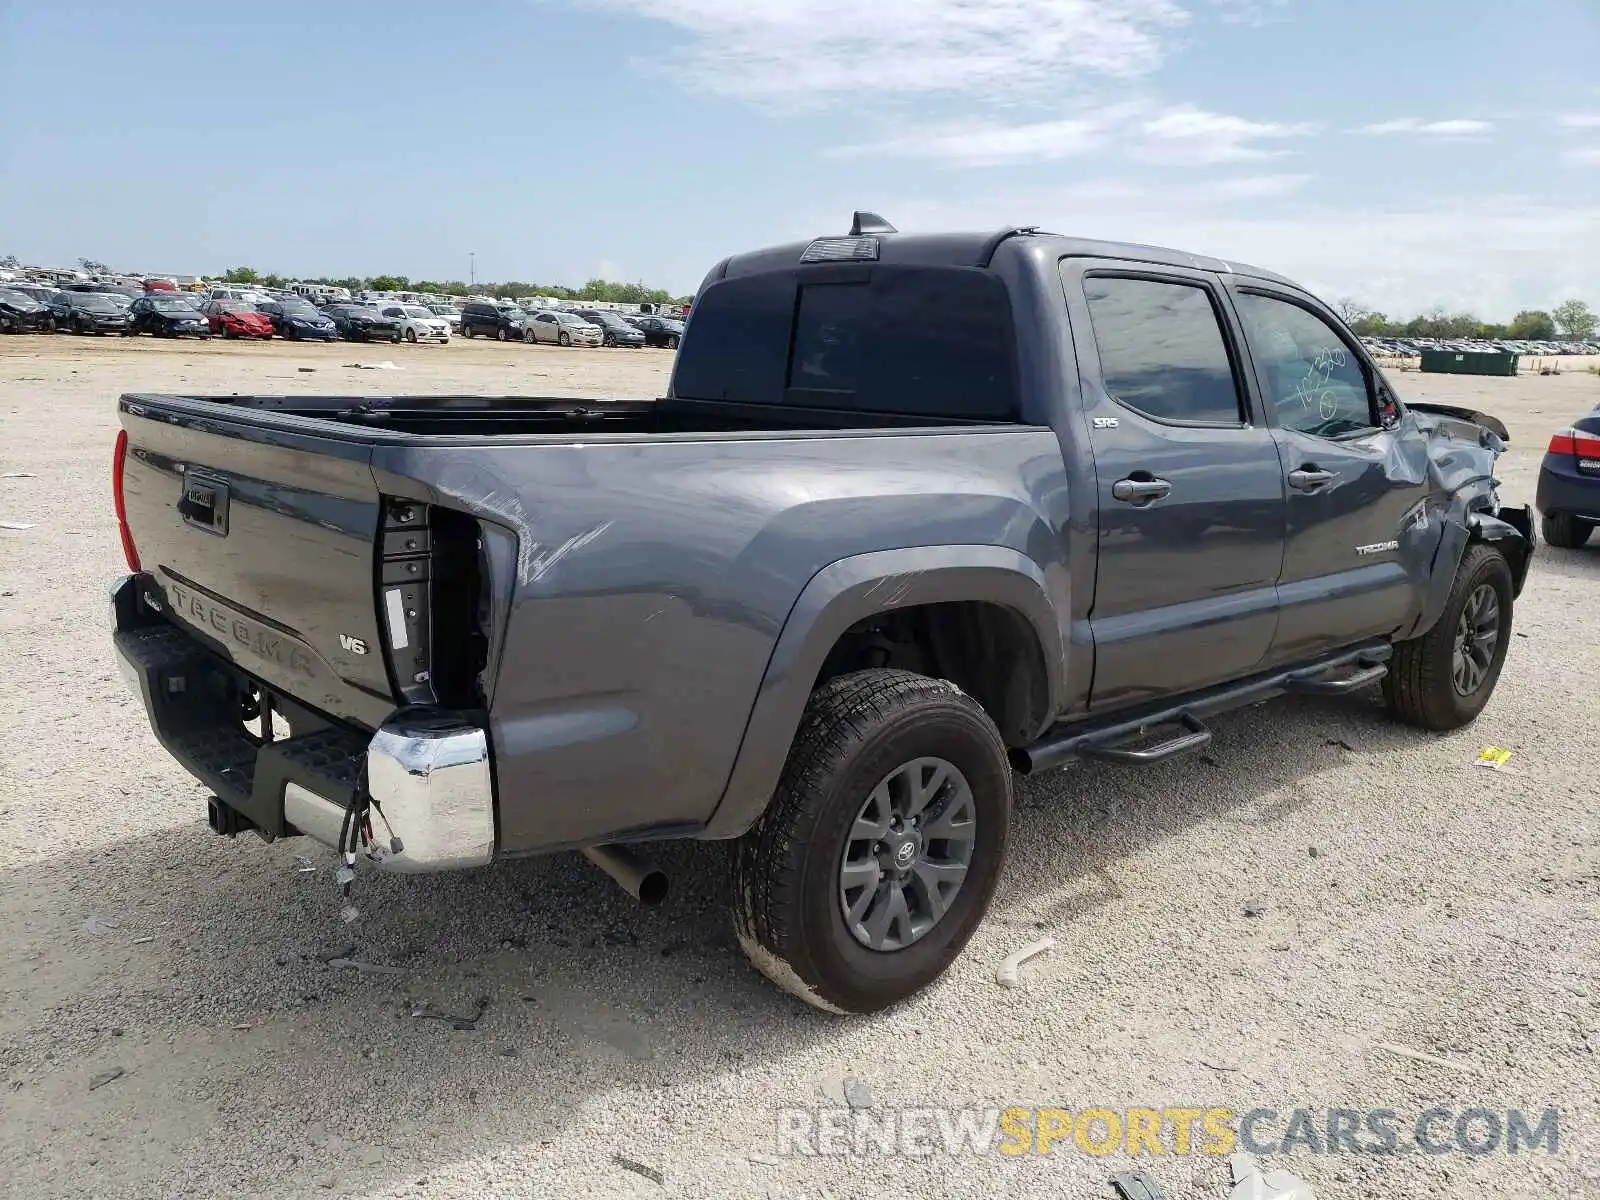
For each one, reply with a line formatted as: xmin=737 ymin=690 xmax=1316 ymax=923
xmin=1287 ymin=467 xmax=1336 ymax=492
xmin=1111 ymin=476 xmax=1172 ymax=505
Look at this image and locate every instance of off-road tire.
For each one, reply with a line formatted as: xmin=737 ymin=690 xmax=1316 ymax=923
xmin=1540 ymin=511 xmax=1592 ymax=549
xmin=731 ymin=669 xmax=1012 ymax=1015
xmin=1384 ymin=543 xmax=1513 ymax=731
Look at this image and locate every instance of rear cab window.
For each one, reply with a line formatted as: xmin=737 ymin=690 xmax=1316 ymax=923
xmin=671 ymin=265 xmax=1020 ymax=422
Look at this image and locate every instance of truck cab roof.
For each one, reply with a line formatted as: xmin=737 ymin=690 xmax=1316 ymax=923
xmin=713 ymin=225 xmax=1295 ymax=290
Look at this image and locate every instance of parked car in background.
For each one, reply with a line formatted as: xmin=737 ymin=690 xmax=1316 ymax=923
xmin=126 ymin=294 xmax=211 ymax=338
xmin=459 ymin=300 xmax=526 ymax=340
xmin=524 ymin=308 xmax=603 ymax=347
xmin=1536 ymin=409 xmax=1600 ymax=549
xmin=64 ymin=282 xmax=142 ymax=300
xmin=324 ymin=304 xmax=402 ymax=343
xmin=50 ymin=290 xmax=128 ymax=334
xmin=428 ymin=303 xmax=462 ymax=333
xmin=142 ymin=279 xmax=179 ymax=293
xmin=200 ymin=300 xmax=275 ymax=340
xmin=0 ymin=287 xmax=50 ymax=332
xmin=629 ymin=314 xmax=685 ymax=349
xmin=380 ymin=304 xmax=451 ymax=344
xmin=257 ymin=298 xmax=338 ymax=341
xmin=575 ymin=310 xmax=646 ymax=348
xmin=5 ymin=283 xmax=60 ymax=309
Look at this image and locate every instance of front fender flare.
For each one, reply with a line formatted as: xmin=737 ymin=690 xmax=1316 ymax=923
xmin=1412 ymin=503 xmax=1535 ymax=638
xmin=700 ymin=545 xmax=1066 ymax=840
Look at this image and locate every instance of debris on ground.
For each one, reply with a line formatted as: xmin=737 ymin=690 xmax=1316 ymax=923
xmin=1198 ymin=1060 xmax=1241 ymax=1073
xmin=1323 ymin=738 xmax=1355 ymax=752
xmin=1474 ymin=746 xmax=1513 ymax=770
xmin=131 ymin=936 xmax=155 ymax=945
xmin=88 ymin=1068 xmax=124 ymax=1091
xmin=1374 ymin=1041 xmax=1476 ymax=1074
xmin=343 ymin=361 xmax=402 ymax=370
xmin=412 ymin=996 xmax=490 ymax=1031
xmin=297 ymin=367 xmax=316 ymax=373
xmin=315 ymin=944 xmax=357 ymax=963
xmin=81 ymin=914 xmax=120 ymax=935
xmin=995 ymin=935 xmax=1055 ymax=988
xmin=293 ymin=856 xmax=317 ymax=874
xmin=612 ymin=1154 xmax=663 ymax=1185
xmin=1227 ymin=1152 xmax=1315 ymax=1199
xmin=1110 ymin=1170 xmax=1170 ymax=1199
xmin=748 ymin=1153 xmax=780 ymax=1167
xmin=0 ymin=521 xmax=34 ymax=531
xmin=1243 ymin=900 xmax=1268 ymax=918
xmin=842 ymin=1078 xmax=874 ymax=1110
xmin=1307 ymin=846 xmax=1321 ymax=858
xmin=325 ymin=958 xmax=405 ymax=977
xmin=0 ymin=472 xmax=34 ymax=478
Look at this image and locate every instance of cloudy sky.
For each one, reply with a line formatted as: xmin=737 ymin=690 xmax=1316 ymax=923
xmin=2 ymin=0 xmax=1597 ymax=315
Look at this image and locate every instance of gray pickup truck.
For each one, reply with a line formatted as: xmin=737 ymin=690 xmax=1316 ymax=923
xmin=112 ymin=213 xmax=1533 ymax=1013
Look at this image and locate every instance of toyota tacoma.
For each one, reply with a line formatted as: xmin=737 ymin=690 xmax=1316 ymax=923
xmin=111 ymin=214 xmax=1534 ymax=1014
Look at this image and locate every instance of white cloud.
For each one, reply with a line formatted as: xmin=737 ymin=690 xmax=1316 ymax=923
xmin=568 ymin=0 xmax=1196 ymax=108
xmin=1560 ymin=114 xmax=1600 ymax=129
xmin=833 ymin=103 xmax=1313 ymax=167
xmin=1135 ymin=105 xmax=1316 ymax=163
xmin=830 ymin=108 xmax=1133 ymax=167
xmin=1356 ymin=118 xmax=1494 ymax=137
xmin=874 ymin=187 xmax=1600 ymax=316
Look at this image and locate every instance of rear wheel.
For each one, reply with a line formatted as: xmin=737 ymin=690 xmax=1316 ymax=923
xmin=1541 ymin=511 xmax=1593 ymax=549
xmin=731 ymin=669 xmax=1012 ymax=1014
xmin=1384 ymin=543 xmax=1513 ymax=731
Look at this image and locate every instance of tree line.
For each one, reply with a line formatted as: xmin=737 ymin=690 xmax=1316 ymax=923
xmin=1335 ymin=297 xmax=1597 ymax=342
xmin=217 ymin=267 xmax=691 ymax=306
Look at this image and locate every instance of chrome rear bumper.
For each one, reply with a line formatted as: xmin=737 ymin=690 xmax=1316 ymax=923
xmin=112 ymin=573 xmax=496 ymax=873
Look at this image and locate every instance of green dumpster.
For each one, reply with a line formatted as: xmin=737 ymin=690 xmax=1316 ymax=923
xmin=1419 ymin=349 xmax=1520 ymax=377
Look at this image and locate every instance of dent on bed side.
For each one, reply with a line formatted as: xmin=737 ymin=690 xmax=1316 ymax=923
xmin=699 ymin=545 xmax=1065 ymax=840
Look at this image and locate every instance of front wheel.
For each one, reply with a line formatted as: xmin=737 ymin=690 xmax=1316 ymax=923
xmin=496 ymin=327 xmax=508 ymax=341
xmin=1541 ymin=511 xmax=1593 ymax=549
xmin=731 ymin=669 xmax=1012 ymax=1014
xmin=557 ymin=331 xmax=570 ymax=347
xmin=1384 ymin=543 xmax=1514 ymax=731
xmin=405 ymin=329 xmax=417 ymax=343
xmin=666 ymin=334 xmax=679 ymax=349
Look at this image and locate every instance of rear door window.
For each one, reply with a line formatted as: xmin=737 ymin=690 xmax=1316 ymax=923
xmin=1082 ymin=276 xmax=1244 ymax=426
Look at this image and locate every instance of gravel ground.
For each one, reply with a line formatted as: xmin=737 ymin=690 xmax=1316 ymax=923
xmin=0 ymin=335 xmax=1596 ymax=1200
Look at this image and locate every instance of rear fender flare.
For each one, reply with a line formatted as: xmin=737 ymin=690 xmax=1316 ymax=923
xmin=701 ymin=545 xmax=1065 ymax=840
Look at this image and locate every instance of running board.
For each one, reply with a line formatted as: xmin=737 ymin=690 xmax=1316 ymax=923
xmin=1013 ymin=641 xmax=1393 ymax=774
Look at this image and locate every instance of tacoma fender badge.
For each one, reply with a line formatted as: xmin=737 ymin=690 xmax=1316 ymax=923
xmin=1355 ymin=541 xmax=1400 ymax=556
xmin=338 ymin=634 xmax=368 ymax=655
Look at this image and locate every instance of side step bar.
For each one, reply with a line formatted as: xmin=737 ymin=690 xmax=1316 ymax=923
xmin=1014 ymin=642 xmax=1391 ymax=774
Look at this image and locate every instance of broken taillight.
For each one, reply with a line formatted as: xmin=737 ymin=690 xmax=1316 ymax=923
xmin=112 ymin=428 xmax=141 ymax=571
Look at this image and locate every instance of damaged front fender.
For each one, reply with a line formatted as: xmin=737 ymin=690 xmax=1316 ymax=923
xmin=1405 ymin=404 xmax=1534 ymax=636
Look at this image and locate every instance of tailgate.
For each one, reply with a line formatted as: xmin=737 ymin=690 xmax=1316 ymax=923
xmin=119 ymin=401 xmax=397 ymax=728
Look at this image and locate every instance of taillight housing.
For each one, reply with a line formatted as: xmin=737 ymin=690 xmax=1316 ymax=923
xmin=1548 ymin=427 xmax=1600 ymax=474
xmin=112 ymin=428 xmax=141 ymax=571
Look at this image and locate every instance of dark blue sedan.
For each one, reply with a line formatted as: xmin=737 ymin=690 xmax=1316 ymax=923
xmin=1536 ymin=408 xmax=1600 ymax=548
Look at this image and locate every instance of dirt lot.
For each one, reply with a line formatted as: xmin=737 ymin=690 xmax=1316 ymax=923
xmin=1 ymin=335 xmax=1597 ymax=1200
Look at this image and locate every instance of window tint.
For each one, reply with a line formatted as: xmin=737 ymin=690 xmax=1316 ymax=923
xmin=674 ymin=267 xmax=1018 ymax=420
xmin=1234 ymin=293 xmax=1374 ymax=438
xmin=1083 ymin=277 xmax=1242 ymax=424
xmin=789 ymin=283 xmax=866 ymax=393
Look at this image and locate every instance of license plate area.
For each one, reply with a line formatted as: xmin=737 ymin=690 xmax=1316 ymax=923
xmin=179 ymin=472 xmax=230 ymax=536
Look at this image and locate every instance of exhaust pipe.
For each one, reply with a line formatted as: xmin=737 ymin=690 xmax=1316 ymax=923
xmin=581 ymin=844 xmax=669 ymax=906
